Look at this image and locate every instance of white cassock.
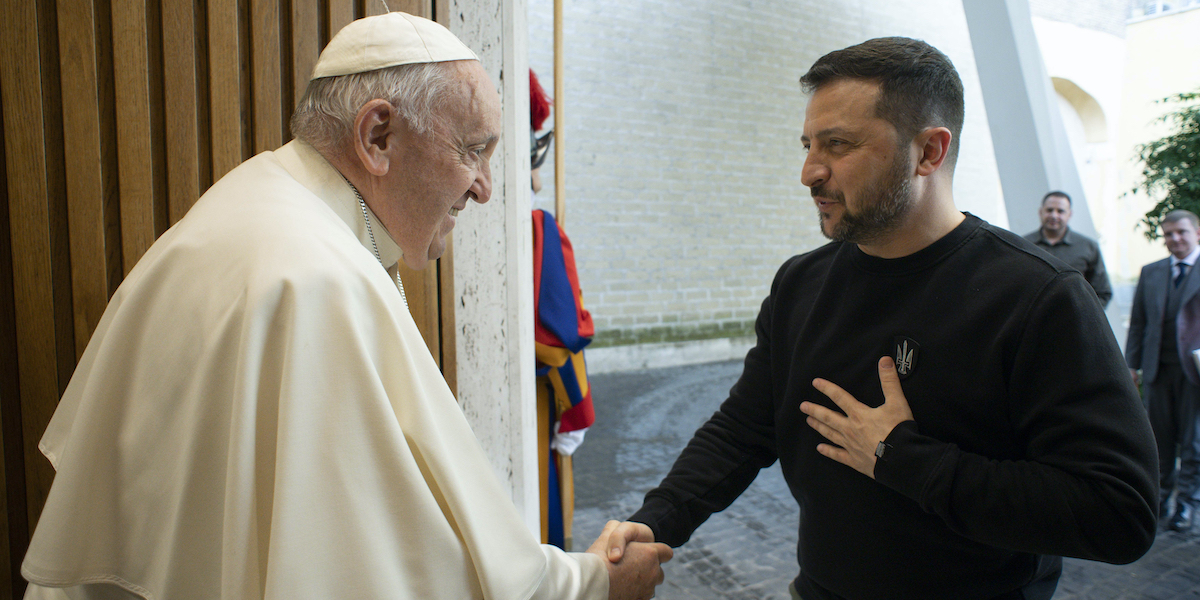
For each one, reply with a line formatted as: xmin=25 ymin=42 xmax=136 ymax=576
xmin=21 ymin=140 xmax=607 ymax=600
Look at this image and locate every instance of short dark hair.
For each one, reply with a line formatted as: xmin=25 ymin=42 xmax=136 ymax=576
xmin=1164 ymin=209 xmax=1200 ymax=229
xmin=1042 ymin=191 xmax=1071 ymax=206
xmin=799 ymin=37 xmax=965 ymax=169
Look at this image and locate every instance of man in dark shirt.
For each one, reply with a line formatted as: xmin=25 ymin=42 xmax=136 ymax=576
xmin=1023 ymin=191 xmax=1112 ymax=307
xmin=627 ymin=37 xmax=1157 ymax=600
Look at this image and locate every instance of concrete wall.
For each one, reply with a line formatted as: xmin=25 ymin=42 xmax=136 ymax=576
xmin=1024 ymin=2 xmax=1200 ymax=282
xmin=449 ymin=0 xmax=540 ymax=530
xmin=965 ymin=0 xmax=1096 ymax=238
xmin=1116 ymin=6 xmax=1200 ymax=277
xmin=526 ymin=0 xmax=1003 ymax=365
xmin=1028 ymin=12 xmax=1129 ymax=277
xmin=1029 ymin=0 xmax=1129 ymax=37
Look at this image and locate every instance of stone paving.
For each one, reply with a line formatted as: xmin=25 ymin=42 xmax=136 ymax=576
xmin=570 ymin=359 xmax=1200 ymax=600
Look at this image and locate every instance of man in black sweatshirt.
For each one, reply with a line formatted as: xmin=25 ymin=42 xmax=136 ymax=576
xmin=626 ymin=37 xmax=1158 ymax=600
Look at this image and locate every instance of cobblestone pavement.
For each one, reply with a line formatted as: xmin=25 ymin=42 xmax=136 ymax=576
xmin=571 ymin=359 xmax=1200 ymax=600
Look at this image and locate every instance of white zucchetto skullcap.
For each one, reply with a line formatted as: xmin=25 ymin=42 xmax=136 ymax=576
xmin=311 ymin=11 xmax=479 ymax=80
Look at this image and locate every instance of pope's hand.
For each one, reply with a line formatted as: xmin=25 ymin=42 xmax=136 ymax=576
xmin=587 ymin=520 xmax=673 ymax=600
xmin=800 ymin=356 xmax=915 ymax=479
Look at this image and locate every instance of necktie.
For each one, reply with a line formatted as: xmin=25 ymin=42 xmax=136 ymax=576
xmin=1176 ymin=262 xmax=1189 ymax=288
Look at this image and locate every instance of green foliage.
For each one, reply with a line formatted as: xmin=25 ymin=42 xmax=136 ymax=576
xmin=1133 ymin=89 xmax=1200 ymax=240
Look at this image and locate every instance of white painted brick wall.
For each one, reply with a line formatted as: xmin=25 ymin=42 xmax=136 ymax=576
xmin=1029 ymin=0 xmax=1130 ymax=36
xmin=527 ymin=0 xmax=1003 ymax=349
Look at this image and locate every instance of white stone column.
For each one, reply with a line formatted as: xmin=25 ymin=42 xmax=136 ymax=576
xmin=446 ymin=0 xmax=539 ymax=533
xmin=962 ymin=0 xmax=1094 ymax=237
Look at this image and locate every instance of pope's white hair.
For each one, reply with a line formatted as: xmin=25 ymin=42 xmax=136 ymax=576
xmin=290 ymin=61 xmax=463 ymax=156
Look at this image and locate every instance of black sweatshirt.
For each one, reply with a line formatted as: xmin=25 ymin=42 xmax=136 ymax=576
xmin=630 ymin=215 xmax=1157 ymax=600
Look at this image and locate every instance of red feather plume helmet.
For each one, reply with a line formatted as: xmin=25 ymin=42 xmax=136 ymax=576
xmin=530 ymin=69 xmax=554 ymax=169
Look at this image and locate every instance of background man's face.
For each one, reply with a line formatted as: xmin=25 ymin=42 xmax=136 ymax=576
xmin=1039 ymin=196 xmax=1071 ymax=236
xmin=1163 ymin=218 xmax=1200 ymax=260
xmin=800 ymin=78 xmax=915 ymax=244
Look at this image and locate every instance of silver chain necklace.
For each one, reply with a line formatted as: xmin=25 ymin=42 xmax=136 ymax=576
xmin=343 ymin=177 xmax=408 ymax=308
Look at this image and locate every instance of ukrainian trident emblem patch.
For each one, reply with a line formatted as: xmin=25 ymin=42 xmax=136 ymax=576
xmin=893 ymin=336 xmax=919 ymax=380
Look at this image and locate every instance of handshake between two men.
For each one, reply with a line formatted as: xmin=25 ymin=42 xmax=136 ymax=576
xmin=588 ymin=520 xmax=675 ymax=600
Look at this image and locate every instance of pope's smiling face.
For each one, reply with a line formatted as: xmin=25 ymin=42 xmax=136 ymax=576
xmin=373 ymin=61 xmax=502 ymax=270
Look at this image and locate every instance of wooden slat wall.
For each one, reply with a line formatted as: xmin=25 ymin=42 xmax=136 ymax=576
xmin=209 ymin=0 xmax=247 ymax=181
xmin=0 ymin=75 xmax=21 ymax=600
xmin=113 ymin=0 xmax=167 ymax=273
xmin=0 ymin=1 xmax=450 ymax=597
xmin=253 ymin=0 xmax=286 ymax=154
xmin=1 ymin=6 xmax=70 ymax=596
xmin=60 ymin=0 xmax=121 ymax=364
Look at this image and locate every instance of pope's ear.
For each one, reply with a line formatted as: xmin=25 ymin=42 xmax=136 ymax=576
xmin=352 ymin=99 xmax=394 ymax=177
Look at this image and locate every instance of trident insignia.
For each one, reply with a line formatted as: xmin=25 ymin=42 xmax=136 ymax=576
xmin=893 ymin=336 xmax=919 ymax=380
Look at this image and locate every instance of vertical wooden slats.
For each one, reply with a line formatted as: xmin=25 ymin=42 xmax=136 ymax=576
xmin=434 ymin=0 xmax=449 ymax=25
xmin=93 ymin=0 xmax=122 ymax=302
xmin=1 ymin=2 xmax=452 ymax=595
xmin=439 ymin=245 xmax=457 ymax=397
xmin=0 ymin=417 xmax=8 ymax=600
xmin=434 ymin=0 xmax=454 ymax=401
xmin=1 ymin=0 xmax=70 ymax=553
xmin=389 ymin=0 xmax=428 ymax=18
xmin=291 ymin=0 xmax=320 ymax=108
xmin=364 ymin=0 xmax=388 ymax=17
xmin=328 ymin=0 xmax=356 ymax=37
xmin=399 ymin=261 xmax=441 ymax=366
xmin=252 ymin=0 xmax=284 ymax=154
xmin=59 ymin=0 xmax=120 ymax=360
xmin=113 ymin=0 xmax=167 ymax=272
xmin=0 ymin=82 xmax=26 ymax=600
xmin=43 ymin=5 xmax=76 ymax=409
xmin=209 ymin=0 xmax=247 ymax=180
xmin=162 ymin=0 xmax=207 ymax=223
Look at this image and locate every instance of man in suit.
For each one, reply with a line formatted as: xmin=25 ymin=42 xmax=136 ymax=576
xmin=1127 ymin=208 xmax=1200 ymax=532
xmin=1024 ymin=191 xmax=1112 ymax=307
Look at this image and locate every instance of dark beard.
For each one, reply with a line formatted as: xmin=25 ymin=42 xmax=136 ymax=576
xmin=816 ymin=151 xmax=914 ymax=244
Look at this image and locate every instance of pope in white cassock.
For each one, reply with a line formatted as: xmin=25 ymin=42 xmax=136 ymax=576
xmin=20 ymin=12 xmax=671 ymax=600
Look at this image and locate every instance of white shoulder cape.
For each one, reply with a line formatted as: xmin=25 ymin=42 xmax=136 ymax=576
xmin=21 ymin=141 xmax=606 ymax=600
